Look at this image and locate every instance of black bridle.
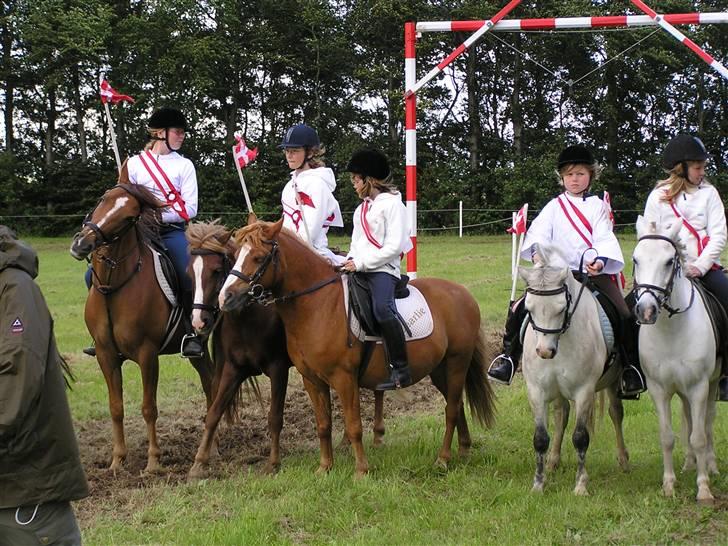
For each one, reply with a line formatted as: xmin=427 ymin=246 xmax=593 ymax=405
xmin=190 ymin=248 xmax=232 ymax=316
xmin=526 ymin=283 xmax=581 ymax=335
xmin=631 ymin=234 xmax=694 ymax=318
xmin=227 ymin=238 xmax=340 ymax=306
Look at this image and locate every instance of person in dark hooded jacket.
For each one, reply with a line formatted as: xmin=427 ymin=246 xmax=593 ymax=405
xmin=0 ymin=226 xmax=88 ymax=545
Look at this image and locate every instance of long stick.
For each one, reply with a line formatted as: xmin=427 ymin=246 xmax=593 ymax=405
xmin=104 ymin=101 xmax=122 ymax=173
xmin=511 ymin=212 xmax=517 ymax=277
xmin=232 ymin=145 xmax=254 ymax=214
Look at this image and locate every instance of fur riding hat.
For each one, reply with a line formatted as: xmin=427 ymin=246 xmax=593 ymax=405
xmin=345 ymin=149 xmax=391 ymax=180
xmin=662 ymin=133 xmax=709 ymax=170
xmin=278 ymin=124 xmax=320 ymax=149
xmin=557 ymin=145 xmax=594 ymax=169
xmin=148 ymin=107 xmax=187 ymax=130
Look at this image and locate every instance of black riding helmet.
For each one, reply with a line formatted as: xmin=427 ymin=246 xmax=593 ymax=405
xmin=148 ymin=107 xmax=187 ymax=152
xmin=345 ymin=149 xmax=391 ymax=180
xmin=662 ymin=133 xmax=709 ymax=170
xmin=557 ymin=145 xmax=594 ymax=169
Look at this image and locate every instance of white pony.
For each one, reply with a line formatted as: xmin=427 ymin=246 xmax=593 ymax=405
xmin=633 ymin=216 xmax=719 ymax=505
xmin=519 ymin=243 xmax=629 ymax=495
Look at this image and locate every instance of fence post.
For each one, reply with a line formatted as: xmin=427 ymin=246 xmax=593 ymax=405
xmin=459 ymin=201 xmax=463 ymax=237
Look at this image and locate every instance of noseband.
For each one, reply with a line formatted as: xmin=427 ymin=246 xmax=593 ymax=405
xmin=526 ymin=284 xmax=577 ymax=335
xmin=631 ymin=234 xmax=694 ymax=318
xmin=228 ymin=239 xmax=280 ymax=304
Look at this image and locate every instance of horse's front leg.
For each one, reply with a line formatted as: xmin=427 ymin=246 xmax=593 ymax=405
xmin=138 ymin=349 xmax=162 ymax=473
xmin=572 ymin=391 xmax=594 ymax=496
xmin=189 ymin=346 xmax=216 ymax=410
xmin=607 ymin=386 xmax=629 ymax=471
xmin=429 ymin=366 xmax=471 ymax=458
xmin=330 ymin=371 xmax=368 ymax=479
xmin=649 ymin=385 xmax=676 ymax=497
xmin=189 ymin=359 xmax=243 ymax=480
xmin=264 ymin=360 xmax=290 ymax=475
xmin=526 ymin=386 xmax=550 ymax=493
xmin=301 ymin=376 xmax=333 ymax=474
xmin=97 ymin=348 xmax=127 ymax=472
xmin=547 ymin=396 xmax=569 ymax=472
xmin=686 ymin=383 xmax=715 ymax=505
xmin=372 ymin=390 xmax=386 ymax=447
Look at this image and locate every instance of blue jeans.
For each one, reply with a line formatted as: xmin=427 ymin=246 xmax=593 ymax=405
xmin=85 ymin=224 xmax=191 ymax=292
xmin=360 ymin=271 xmax=398 ymax=324
xmin=701 ymin=268 xmax=728 ymax=311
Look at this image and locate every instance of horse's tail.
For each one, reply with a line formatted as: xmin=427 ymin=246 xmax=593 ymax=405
xmin=465 ymin=329 xmax=497 ymax=428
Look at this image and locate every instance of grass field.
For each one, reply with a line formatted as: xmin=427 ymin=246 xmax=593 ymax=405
xmin=24 ymin=233 xmax=728 ymax=545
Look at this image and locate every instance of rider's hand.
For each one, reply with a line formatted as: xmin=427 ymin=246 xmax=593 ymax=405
xmin=341 ymin=259 xmax=357 ymax=273
xmin=685 ymin=264 xmax=702 ymax=278
xmin=586 ymin=259 xmax=604 ymax=276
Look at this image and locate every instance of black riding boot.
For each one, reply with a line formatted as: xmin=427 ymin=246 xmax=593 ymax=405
xmin=180 ymin=289 xmax=205 ymax=359
xmin=618 ymin=319 xmax=646 ymax=400
xmin=375 ymin=318 xmax=412 ymax=391
xmin=488 ymin=299 xmax=526 ymax=385
xmin=82 ymin=342 xmax=96 ymax=357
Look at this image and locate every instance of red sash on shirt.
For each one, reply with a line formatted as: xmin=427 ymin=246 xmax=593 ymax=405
xmin=360 ymin=199 xmax=382 ymax=249
xmin=669 ymin=202 xmax=710 ymax=255
xmin=138 ymin=151 xmax=189 ymax=222
xmin=557 ymin=195 xmax=592 ymax=246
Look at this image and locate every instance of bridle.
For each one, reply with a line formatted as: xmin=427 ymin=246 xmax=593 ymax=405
xmin=631 ymin=234 xmax=694 ymax=318
xmin=227 ymin=238 xmax=340 ymax=306
xmin=190 ymin=248 xmax=233 ymax=317
xmin=526 ymin=282 xmax=583 ymax=335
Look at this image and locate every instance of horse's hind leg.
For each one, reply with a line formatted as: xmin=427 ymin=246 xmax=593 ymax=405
xmin=139 ymin=352 xmax=162 ymax=473
xmin=189 ymin=359 xmax=244 ymax=480
xmin=435 ymin=361 xmax=468 ymax=470
xmin=98 ymin=350 xmax=127 ymax=472
xmin=429 ymin=367 xmax=471 ymax=457
xmin=607 ymin=387 xmax=629 ymax=471
xmin=264 ymin=360 xmax=290 ymax=474
xmin=373 ymin=391 xmax=385 ymax=447
xmin=572 ymin=391 xmax=594 ymax=496
xmin=547 ymin=396 xmax=569 ymax=472
xmin=301 ymin=376 xmax=334 ymax=474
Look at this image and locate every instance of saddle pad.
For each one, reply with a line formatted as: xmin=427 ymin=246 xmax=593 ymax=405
xmin=342 ymin=279 xmax=434 ymax=342
xmin=149 ymin=245 xmax=177 ymax=308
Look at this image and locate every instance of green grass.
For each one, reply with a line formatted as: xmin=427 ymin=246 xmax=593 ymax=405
xmin=26 ymin=234 xmax=728 ymax=545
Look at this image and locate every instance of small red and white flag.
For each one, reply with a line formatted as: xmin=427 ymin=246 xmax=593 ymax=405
xmin=233 ymin=136 xmax=258 ymax=168
xmin=603 ymin=191 xmax=615 ymax=227
xmin=100 ymin=79 xmax=135 ymax=104
xmin=507 ymin=204 xmax=528 ymax=235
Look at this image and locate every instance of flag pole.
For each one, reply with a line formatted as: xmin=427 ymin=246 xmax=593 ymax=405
xmin=511 ymin=211 xmax=517 ymax=278
xmin=100 ymin=73 xmax=122 ymax=174
xmin=510 ymin=204 xmax=528 ymax=302
xmin=233 ymin=145 xmax=254 ymax=214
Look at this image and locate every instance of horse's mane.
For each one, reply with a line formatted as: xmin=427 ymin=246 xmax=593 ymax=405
xmin=187 ymin=219 xmax=236 ymax=254
xmin=112 ymin=183 xmax=164 ymax=246
xmin=233 ymin=221 xmax=333 ymax=269
xmin=528 ymin=242 xmax=571 ymax=289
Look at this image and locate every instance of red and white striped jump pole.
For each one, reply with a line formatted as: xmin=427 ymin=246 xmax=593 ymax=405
xmin=404 ymin=21 xmax=418 ymax=278
xmin=405 ymin=0 xmax=522 ymax=99
xmin=629 ymin=1 xmax=728 ymax=81
xmin=416 ymin=12 xmax=728 ymax=33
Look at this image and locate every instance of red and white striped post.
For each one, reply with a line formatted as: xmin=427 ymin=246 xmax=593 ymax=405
xmin=404 ymin=21 xmax=418 ymax=278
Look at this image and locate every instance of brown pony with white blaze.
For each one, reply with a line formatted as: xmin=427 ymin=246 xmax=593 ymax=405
xmin=185 ymin=220 xmax=388 ymax=478
xmin=219 ymin=219 xmax=496 ymax=478
xmin=69 ymin=179 xmax=215 ymax=473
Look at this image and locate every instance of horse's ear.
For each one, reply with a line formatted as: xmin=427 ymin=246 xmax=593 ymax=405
xmin=270 ymin=217 xmax=284 ymax=237
xmin=518 ymin=266 xmax=535 ymax=285
xmin=666 ymin=220 xmax=681 ymax=241
xmin=118 ymin=158 xmax=131 ymax=184
xmin=246 ymin=212 xmax=258 ymax=225
xmin=220 ymin=230 xmax=233 ymax=245
xmin=635 ymin=215 xmax=647 ymax=239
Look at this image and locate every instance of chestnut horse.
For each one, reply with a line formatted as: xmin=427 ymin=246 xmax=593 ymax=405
xmin=185 ymin=221 xmax=388 ymax=478
xmin=218 ymin=219 xmax=496 ymax=478
xmin=70 ymin=183 xmax=214 ymax=473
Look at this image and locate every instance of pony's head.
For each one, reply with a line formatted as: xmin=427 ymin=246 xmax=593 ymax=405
xmin=218 ymin=217 xmax=285 ymax=311
xmin=70 ymin=184 xmax=164 ymax=260
xmin=633 ymin=215 xmax=685 ymax=324
xmin=519 ymin=242 xmax=571 ymax=359
xmin=187 ymin=220 xmax=236 ymax=334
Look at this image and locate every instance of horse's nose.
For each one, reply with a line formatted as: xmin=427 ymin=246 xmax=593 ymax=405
xmin=70 ymin=236 xmax=92 ymax=260
xmin=635 ymin=301 xmax=657 ymax=324
xmin=536 ymin=345 xmax=557 ymax=359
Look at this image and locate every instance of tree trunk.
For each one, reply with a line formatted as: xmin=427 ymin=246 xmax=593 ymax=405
xmin=604 ymin=64 xmax=619 ymax=170
xmin=71 ymin=65 xmax=87 ymax=161
xmin=511 ymin=36 xmax=523 ymax=158
xmin=1 ymin=15 xmax=13 ymax=151
xmin=45 ymin=87 xmax=56 ymax=166
xmin=467 ymin=49 xmax=480 ymax=172
xmin=387 ymin=76 xmax=398 ymax=157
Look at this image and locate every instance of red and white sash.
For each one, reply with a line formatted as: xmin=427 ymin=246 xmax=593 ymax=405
xmin=360 ymin=199 xmax=382 ymax=249
xmin=557 ymin=195 xmax=592 ymax=246
xmin=670 ymin=201 xmax=710 ymax=256
xmin=137 ymin=151 xmax=189 ymax=222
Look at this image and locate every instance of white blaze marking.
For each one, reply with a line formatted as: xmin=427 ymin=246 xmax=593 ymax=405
xmin=219 ymin=243 xmax=251 ymax=307
xmin=96 ymin=196 xmax=130 ymax=229
xmin=191 ymin=256 xmax=205 ymax=329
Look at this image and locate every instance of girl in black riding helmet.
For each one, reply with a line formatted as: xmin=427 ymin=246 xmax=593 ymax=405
xmin=487 ymin=144 xmax=645 ymax=399
xmin=643 ymin=133 xmax=728 ymax=401
xmin=278 ymin=124 xmax=344 ymax=264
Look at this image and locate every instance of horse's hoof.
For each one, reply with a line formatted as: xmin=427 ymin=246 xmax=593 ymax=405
xmin=372 ymin=436 xmax=385 ymax=448
xmin=143 ymin=461 xmax=163 ymax=475
xmin=573 ymin=486 xmax=589 ymax=496
xmin=261 ymin=462 xmax=280 ymax=475
xmin=315 ymin=464 xmax=332 ymax=475
xmin=434 ymin=457 xmax=449 ymax=471
xmin=662 ymin=485 xmax=675 ymax=497
xmin=697 ymin=494 xmax=715 ymax=507
xmin=354 ymin=469 xmax=369 ymax=481
xmin=187 ymin=463 xmax=208 ymax=481
xmin=531 ymin=482 xmax=545 ymax=494
xmin=546 ymin=460 xmax=560 ymax=472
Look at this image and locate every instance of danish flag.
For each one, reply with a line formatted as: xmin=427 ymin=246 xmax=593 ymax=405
xmin=233 ymin=136 xmax=258 ymax=168
xmin=507 ymin=204 xmax=528 ymax=235
xmin=100 ymin=79 xmax=135 ymax=104
xmin=603 ymin=191 xmax=615 ymax=226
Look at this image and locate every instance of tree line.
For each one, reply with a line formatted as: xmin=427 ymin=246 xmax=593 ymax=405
xmin=1 ymin=0 xmax=726 ymax=235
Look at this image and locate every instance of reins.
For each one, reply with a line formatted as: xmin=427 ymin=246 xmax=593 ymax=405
xmin=631 ymin=234 xmax=695 ymax=318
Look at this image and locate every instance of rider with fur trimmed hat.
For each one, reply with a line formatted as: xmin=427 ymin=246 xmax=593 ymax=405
xmin=279 ymin=124 xmax=344 ymax=264
xmin=488 ymin=144 xmax=645 ymax=398
xmin=643 ymin=133 xmax=728 ymax=400
xmin=341 ymin=149 xmax=413 ymax=390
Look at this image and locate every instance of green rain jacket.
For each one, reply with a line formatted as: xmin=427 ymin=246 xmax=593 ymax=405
xmin=0 ymin=226 xmax=88 ymax=508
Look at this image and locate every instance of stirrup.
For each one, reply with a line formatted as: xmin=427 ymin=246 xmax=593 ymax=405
xmin=487 ymin=354 xmax=515 ymax=385
xmin=375 ymin=366 xmax=412 ymax=391
xmin=181 ymin=334 xmax=204 ymax=359
xmin=618 ymin=364 xmax=646 ymax=399
xmin=82 ymin=345 xmax=96 ymax=357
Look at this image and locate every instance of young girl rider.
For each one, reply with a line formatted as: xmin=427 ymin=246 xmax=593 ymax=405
xmin=643 ymin=133 xmax=728 ymax=401
xmin=278 ymin=124 xmax=344 ymax=264
xmin=341 ymin=149 xmax=413 ymax=390
xmin=487 ymin=144 xmax=645 ymax=398
xmin=84 ymin=107 xmax=204 ymax=358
